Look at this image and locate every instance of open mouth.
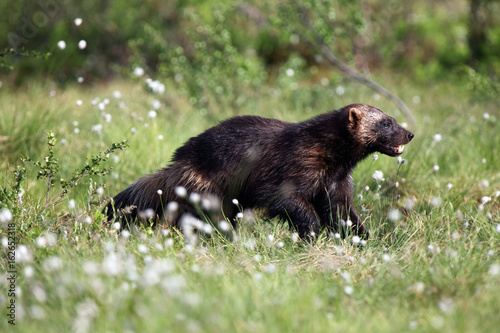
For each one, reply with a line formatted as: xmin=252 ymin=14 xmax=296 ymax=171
xmin=394 ymin=145 xmax=405 ymax=154
xmin=381 ymin=144 xmax=405 ymax=156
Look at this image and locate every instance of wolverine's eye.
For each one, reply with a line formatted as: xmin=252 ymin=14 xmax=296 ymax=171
xmin=381 ymin=121 xmax=390 ymax=128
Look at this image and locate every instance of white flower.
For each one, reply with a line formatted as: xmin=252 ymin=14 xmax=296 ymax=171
xmin=481 ymin=179 xmax=489 ymax=188
xmin=291 ymin=233 xmax=299 ymax=242
xmin=134 ymin=67 xmax=145 ymax=77
xmin=0 ymin=208 xmax=13 ymax=223
xmin=430 ymin=196 xmax=442 ymax=207
xmin=481 ymin=196 xmax=491 ymax=204
xmin=218 ymin=220 xmax=230 ymax=232
xmin=447 ymin=183 xmax=453 ymax=190
xmin=138 ymin=244 xmax=148 ymax=254
xmin=382 ymin=254 xmax=391 ymax=262
xmin=91 ymin=124 xmax=103 ymax=134
xmin=74 ymin=18 xmax=83 ymax=26
xmin=174 ymin=186 xmax=187 ymax=198
xmin=148 ymin=110 xmax=157 ymax=119
xmin=147 ymin=79 xmax=165 ymax=94
xmin=151 ymin=99 xmax=161 ymax=109
xmin=412 ymin=95 xmax=421 ymax=104
xmin=96 ymin=187 xmax=104 ymax=197
xmin=343 ymin=286 xmax=353 ymax=295
xmin=335 ymin=86 xmax=345 ymax=95
xmin=157 ymin=189 xmax=163 ymax=196
xmin=232 ymin=198 xmax=239 ymax=205
xmin=68 ymin=199 xmax=76 ymax=210
xmin=495 ymin=224 xmax=500 ymax=233
xmin=433 ymin=134 xmax=442 ymax=142
xmin=189 ymin=192 xmax=201 ymax=203
xmin=76 ymin=99 xmax=83 ymax=106
xmin=285 ymin=68 xmax=294 ymax=77
xmin=489 ymin=263 xmax=500 ymax=276
xmin=264 ymin=263 xmax=276 ymax=273
xmin=352 ymin=236 xmax=361 ymax=244
xmin=372 ymin=170 xmax=384 ymax=182
xmin=373 ymin=154 xmax=379 ymax=161
xmin=373 ymin=93 xmax=381 ymax=100
xmin=112 ymin=222 xmax=121 ymax=231
xmin=78 ymin=40 xmax=87 ymax=50
xmin=57 ymin=40 xmax=66 ymax=49
xmin=157 ymin=135 xmax=163 ymax=140
xmin=236 ymin=212 xmax=244 ymax=219
xmin=84 ymin=216 xmax=92 ymax=224
xmin=167 ymin=201 xmax=179 ymax=212
xmin=388 ymin=209 xmax=401 ymax=222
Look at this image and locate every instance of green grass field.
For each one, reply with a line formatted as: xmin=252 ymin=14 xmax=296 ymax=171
xmin=1 ymin=76 xmax=499 ymax=332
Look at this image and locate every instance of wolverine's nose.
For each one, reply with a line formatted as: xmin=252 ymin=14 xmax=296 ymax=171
xmin=407 ymin=132 xmax=414 ymax=141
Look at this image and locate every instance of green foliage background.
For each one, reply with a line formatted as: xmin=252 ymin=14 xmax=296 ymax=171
xmin=1 ymin=1 xmax=500 ymax=332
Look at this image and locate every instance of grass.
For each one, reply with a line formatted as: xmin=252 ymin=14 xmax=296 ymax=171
xmin=0 ymin=75 xmax=499 ymax=332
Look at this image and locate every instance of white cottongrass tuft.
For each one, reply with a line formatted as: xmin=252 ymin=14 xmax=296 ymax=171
xmin=74 ymin=18 xmax=83 ymax=26
xmin=372 ymin=170 xmax=384 ymax=181
xmin=430 ymin=196 xmax=442 ymax=207
xmin=351 ymin=236 xmax=361 ymax=245
xmin=232 ymin=198 xmax=239 ymax=205
xmin=285 ymin=68 xmax=294 ymax=77
xmin=0 ymin=208 xmax=13 ymax=223
xmin=91 ymin=124 xmax=103 ymax=134
xmin=148 ymin=110 xmax=157 ymax=119
xmin=489 ymin=263 xmax=500 ymax=276
xmin=68 ymin=199 xmax=76 ymax=210
xmin=157 ymin=189 xmax=163 ymax=195
xmin=335 ymin=86 xmax=345 ymax=95
xmin=433 ymin=133 xmax=442 ymax=142
xmin=57 ymin=40 xmax=66 ymax=49
xmin=146 ymin=79 xmax=165 ymax=94
xmin=433 ymin=165 xmax=439 ymax=171
xmin=481 ymin=196 xmax=491 ymax=204
xmin=218 ymin=220 xmax=231 ymax=232
xmin=96 ymin=187 xmax=104 ymax=197
xmin=343 ymin=286 xmax=354 ymax=295
xmin=78 ymin=40 xmax=87 ymax=50
xmin=133 ymin=67 xmax=145 ymax=77
xmin=174 ymin=186 xmax=187 ymax=198
xmin=388 ymin=209 xmax=402 ymax=222
xmin=373 ymin=154 xmax=379 ymax=161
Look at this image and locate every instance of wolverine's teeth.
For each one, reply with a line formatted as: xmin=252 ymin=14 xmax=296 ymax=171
xmin=395 ymin=145 xmax=405 ymax=153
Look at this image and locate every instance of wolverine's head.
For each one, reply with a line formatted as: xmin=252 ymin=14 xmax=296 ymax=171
xmin=347 ymin=104 xmax=414 ymax=157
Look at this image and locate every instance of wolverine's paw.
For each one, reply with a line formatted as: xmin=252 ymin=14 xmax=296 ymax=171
xmin=353 ymin=223 xmax=369 ymax=240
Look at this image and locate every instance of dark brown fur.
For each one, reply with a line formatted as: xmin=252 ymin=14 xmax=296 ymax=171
xmin=106 ymin=104 xmax=414 ymax=239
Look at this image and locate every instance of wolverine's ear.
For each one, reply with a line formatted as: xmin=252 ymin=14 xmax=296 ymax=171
xmin=349 ymin=107 xmax=363 ymax=125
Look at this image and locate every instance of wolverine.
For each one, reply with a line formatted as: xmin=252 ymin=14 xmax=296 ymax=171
xmin=106 ymin=104 xmax=414 ymax=239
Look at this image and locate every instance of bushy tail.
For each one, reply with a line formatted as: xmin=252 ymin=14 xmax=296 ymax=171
xmin=105 ymin=171 xmax=170 ymax=223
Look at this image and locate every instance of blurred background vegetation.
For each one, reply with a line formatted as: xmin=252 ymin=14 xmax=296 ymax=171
xmin=1 ymin=0 xmax=499 ymax=104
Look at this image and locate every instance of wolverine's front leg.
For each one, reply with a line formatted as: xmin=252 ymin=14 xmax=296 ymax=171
xmin=313 ymin=185 xmax=369 ymax=238
xmin=267 ymin=197 xmax=321 ymax=240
